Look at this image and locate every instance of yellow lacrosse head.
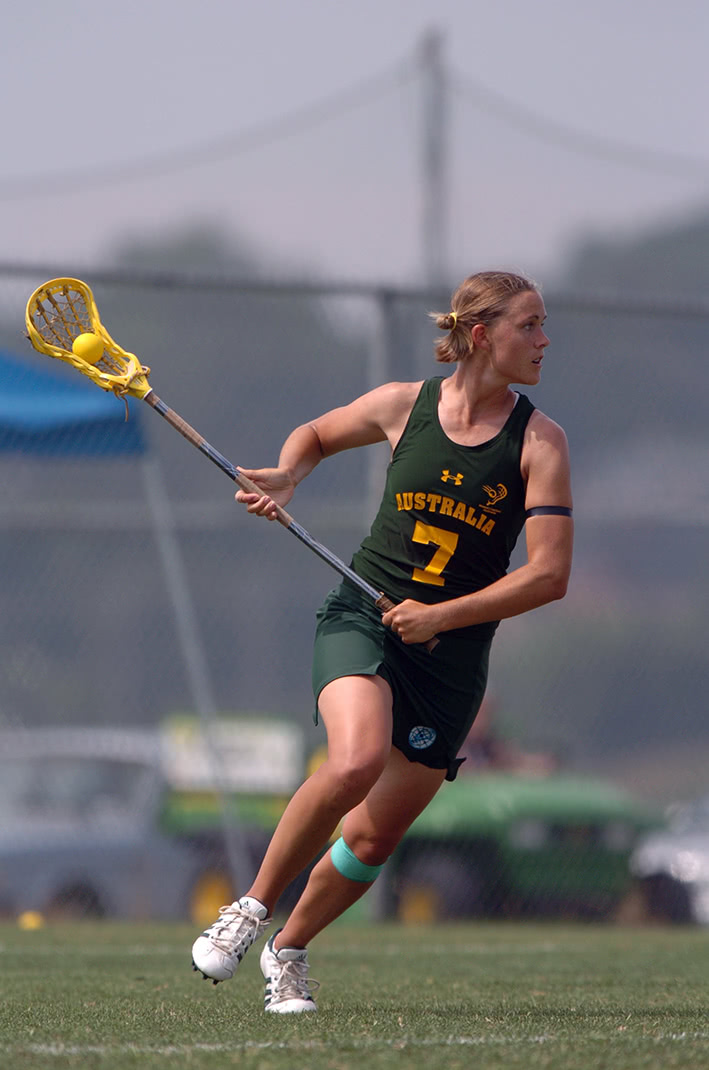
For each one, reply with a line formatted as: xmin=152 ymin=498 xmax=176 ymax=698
xmin=25 ymin=277 xmax=152 ymax=399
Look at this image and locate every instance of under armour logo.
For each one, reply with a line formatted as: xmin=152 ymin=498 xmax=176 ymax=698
xmin=441 ymin=469 xmax=464 ymax=485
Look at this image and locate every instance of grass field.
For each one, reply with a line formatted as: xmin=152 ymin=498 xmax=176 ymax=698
xmin=1 ymin=919 xmax=709 ymax=1069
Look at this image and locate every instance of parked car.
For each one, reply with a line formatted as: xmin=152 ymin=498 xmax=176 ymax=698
xmin=0 ymin=719 xmax=303 ymax=923
xmin=629 ymin=796 xmax=709 ymax=923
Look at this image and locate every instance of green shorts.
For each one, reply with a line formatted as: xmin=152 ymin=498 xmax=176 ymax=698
xmin=312 ymin=582 xmax=492 ymax=781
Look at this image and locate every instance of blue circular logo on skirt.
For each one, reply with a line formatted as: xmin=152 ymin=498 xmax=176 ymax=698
xmin=408 ymin=725 xmax=437 ymax=750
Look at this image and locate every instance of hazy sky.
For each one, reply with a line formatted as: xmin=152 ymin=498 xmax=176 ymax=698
xmin=3 ymin=0 xmax=708 ymax=287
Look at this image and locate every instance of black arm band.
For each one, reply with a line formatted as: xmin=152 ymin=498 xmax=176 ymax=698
xmin=525 ymin=506 xmax=573 ymax=518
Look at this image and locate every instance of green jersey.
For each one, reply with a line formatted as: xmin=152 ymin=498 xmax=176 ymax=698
xmin=351 ymin=377 xmax=535 ymax=639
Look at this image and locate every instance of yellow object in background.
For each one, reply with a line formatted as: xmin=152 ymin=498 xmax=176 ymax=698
xmin=17 ymin=910 xmax=45 ymax=930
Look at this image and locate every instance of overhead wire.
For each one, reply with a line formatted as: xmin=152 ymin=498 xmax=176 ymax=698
xmin=0 ymin=56 xmax=417 ymax=201
xmin=2 ymin=50 xmax=708 ymax=204
xmin=451 ymin=69 xmax=709 ymax=179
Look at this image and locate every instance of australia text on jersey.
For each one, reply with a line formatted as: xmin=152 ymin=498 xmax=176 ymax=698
xmin=394 ymin=491 xmax=500 ymax=536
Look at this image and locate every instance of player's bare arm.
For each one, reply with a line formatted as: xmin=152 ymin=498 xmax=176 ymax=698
xmin=311 ymin=381 xmax=423 ymax=457
xmin=237 ymin=382 xmax=423 ymax=518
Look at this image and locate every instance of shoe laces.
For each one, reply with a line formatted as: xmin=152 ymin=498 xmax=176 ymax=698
xmin=206 ymin=903 xmax=269 ymax=954
xmin=271 ymin=957 xmax=320 ymax=1002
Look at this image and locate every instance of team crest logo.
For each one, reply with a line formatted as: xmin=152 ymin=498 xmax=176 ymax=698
xmin=441 ymin=469 xmax=464 ymax=485
xmin=408 ymin=725 xmax=437 ymax=750
xmin=481 ymin=483 xmax=507 ymax=513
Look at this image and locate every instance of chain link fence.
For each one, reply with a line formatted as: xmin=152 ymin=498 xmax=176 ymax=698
xmin=1 ymin=263 xmax=708 ymax=926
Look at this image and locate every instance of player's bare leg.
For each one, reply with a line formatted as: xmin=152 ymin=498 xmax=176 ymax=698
xmin=248 ymin=674 xmax=393 ymax=907
xmin=275 ymin=746 xmax=446 ymax=949
xmin=192 ymin=674 xmax=392 ymax=983
xmin=258 ymin=748 xmax=445 ymax=1012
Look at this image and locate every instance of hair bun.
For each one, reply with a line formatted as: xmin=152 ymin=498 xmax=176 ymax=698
xmin=435 ymin=311 xmax=457 ymax=331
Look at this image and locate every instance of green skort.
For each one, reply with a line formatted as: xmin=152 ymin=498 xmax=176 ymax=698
xmin=312 ymin=581 xmax=493 ymax=781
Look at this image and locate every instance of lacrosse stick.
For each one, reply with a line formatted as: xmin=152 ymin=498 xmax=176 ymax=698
xmin=25 ymin=277 xmax=438 ymax=651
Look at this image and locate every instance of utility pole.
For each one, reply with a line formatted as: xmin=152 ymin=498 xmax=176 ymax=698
xmin=420 ymin=28 xmax=447 ymax=287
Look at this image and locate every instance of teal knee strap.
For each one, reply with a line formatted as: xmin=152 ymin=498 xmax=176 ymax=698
xmin=330 ymin=836 xmax=383 ymax=883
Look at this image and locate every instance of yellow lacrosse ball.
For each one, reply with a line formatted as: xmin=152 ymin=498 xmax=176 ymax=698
xmin=72 ymin=332 xmax=104 ymax=364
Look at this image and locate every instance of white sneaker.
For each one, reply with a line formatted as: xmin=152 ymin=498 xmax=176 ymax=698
xmin=191 ymin=896 xmax=270 ymax=984
xmin=260 ymin=930 xmax=319 ymax=1013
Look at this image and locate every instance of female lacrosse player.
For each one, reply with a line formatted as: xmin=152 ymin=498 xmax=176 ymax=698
xmin=191 ymin=270 xmax=573 ymax=1013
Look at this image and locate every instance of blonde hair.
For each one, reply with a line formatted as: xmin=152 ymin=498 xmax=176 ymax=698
xmin=430 ymin=271 xmax=539 ymax=363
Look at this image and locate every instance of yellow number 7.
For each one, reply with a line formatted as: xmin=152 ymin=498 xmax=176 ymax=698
xmin=411 ymin=521 xmax=459 ymax=587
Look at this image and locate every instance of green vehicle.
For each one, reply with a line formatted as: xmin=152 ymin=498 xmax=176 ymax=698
xmin=381 ymin=772 xmax=661 ymax=922
xmin=160 ymin=723 xmax=660 ymax=925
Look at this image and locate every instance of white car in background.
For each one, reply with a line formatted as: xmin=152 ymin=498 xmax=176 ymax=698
xmin=629 ymin=797 xmax=709 ymax=923
xmin=0 ymin=720 xmax=303 ymax=922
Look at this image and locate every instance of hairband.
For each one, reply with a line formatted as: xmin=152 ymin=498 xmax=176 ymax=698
xmin=450 ymin=311 xmax=457 ymax=329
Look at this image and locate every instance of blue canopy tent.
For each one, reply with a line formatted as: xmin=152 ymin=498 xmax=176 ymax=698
xmin=0 ymin=348 xmax=145 ymax=455
xmin=0 ymin=346 xmax=247 ymax=882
